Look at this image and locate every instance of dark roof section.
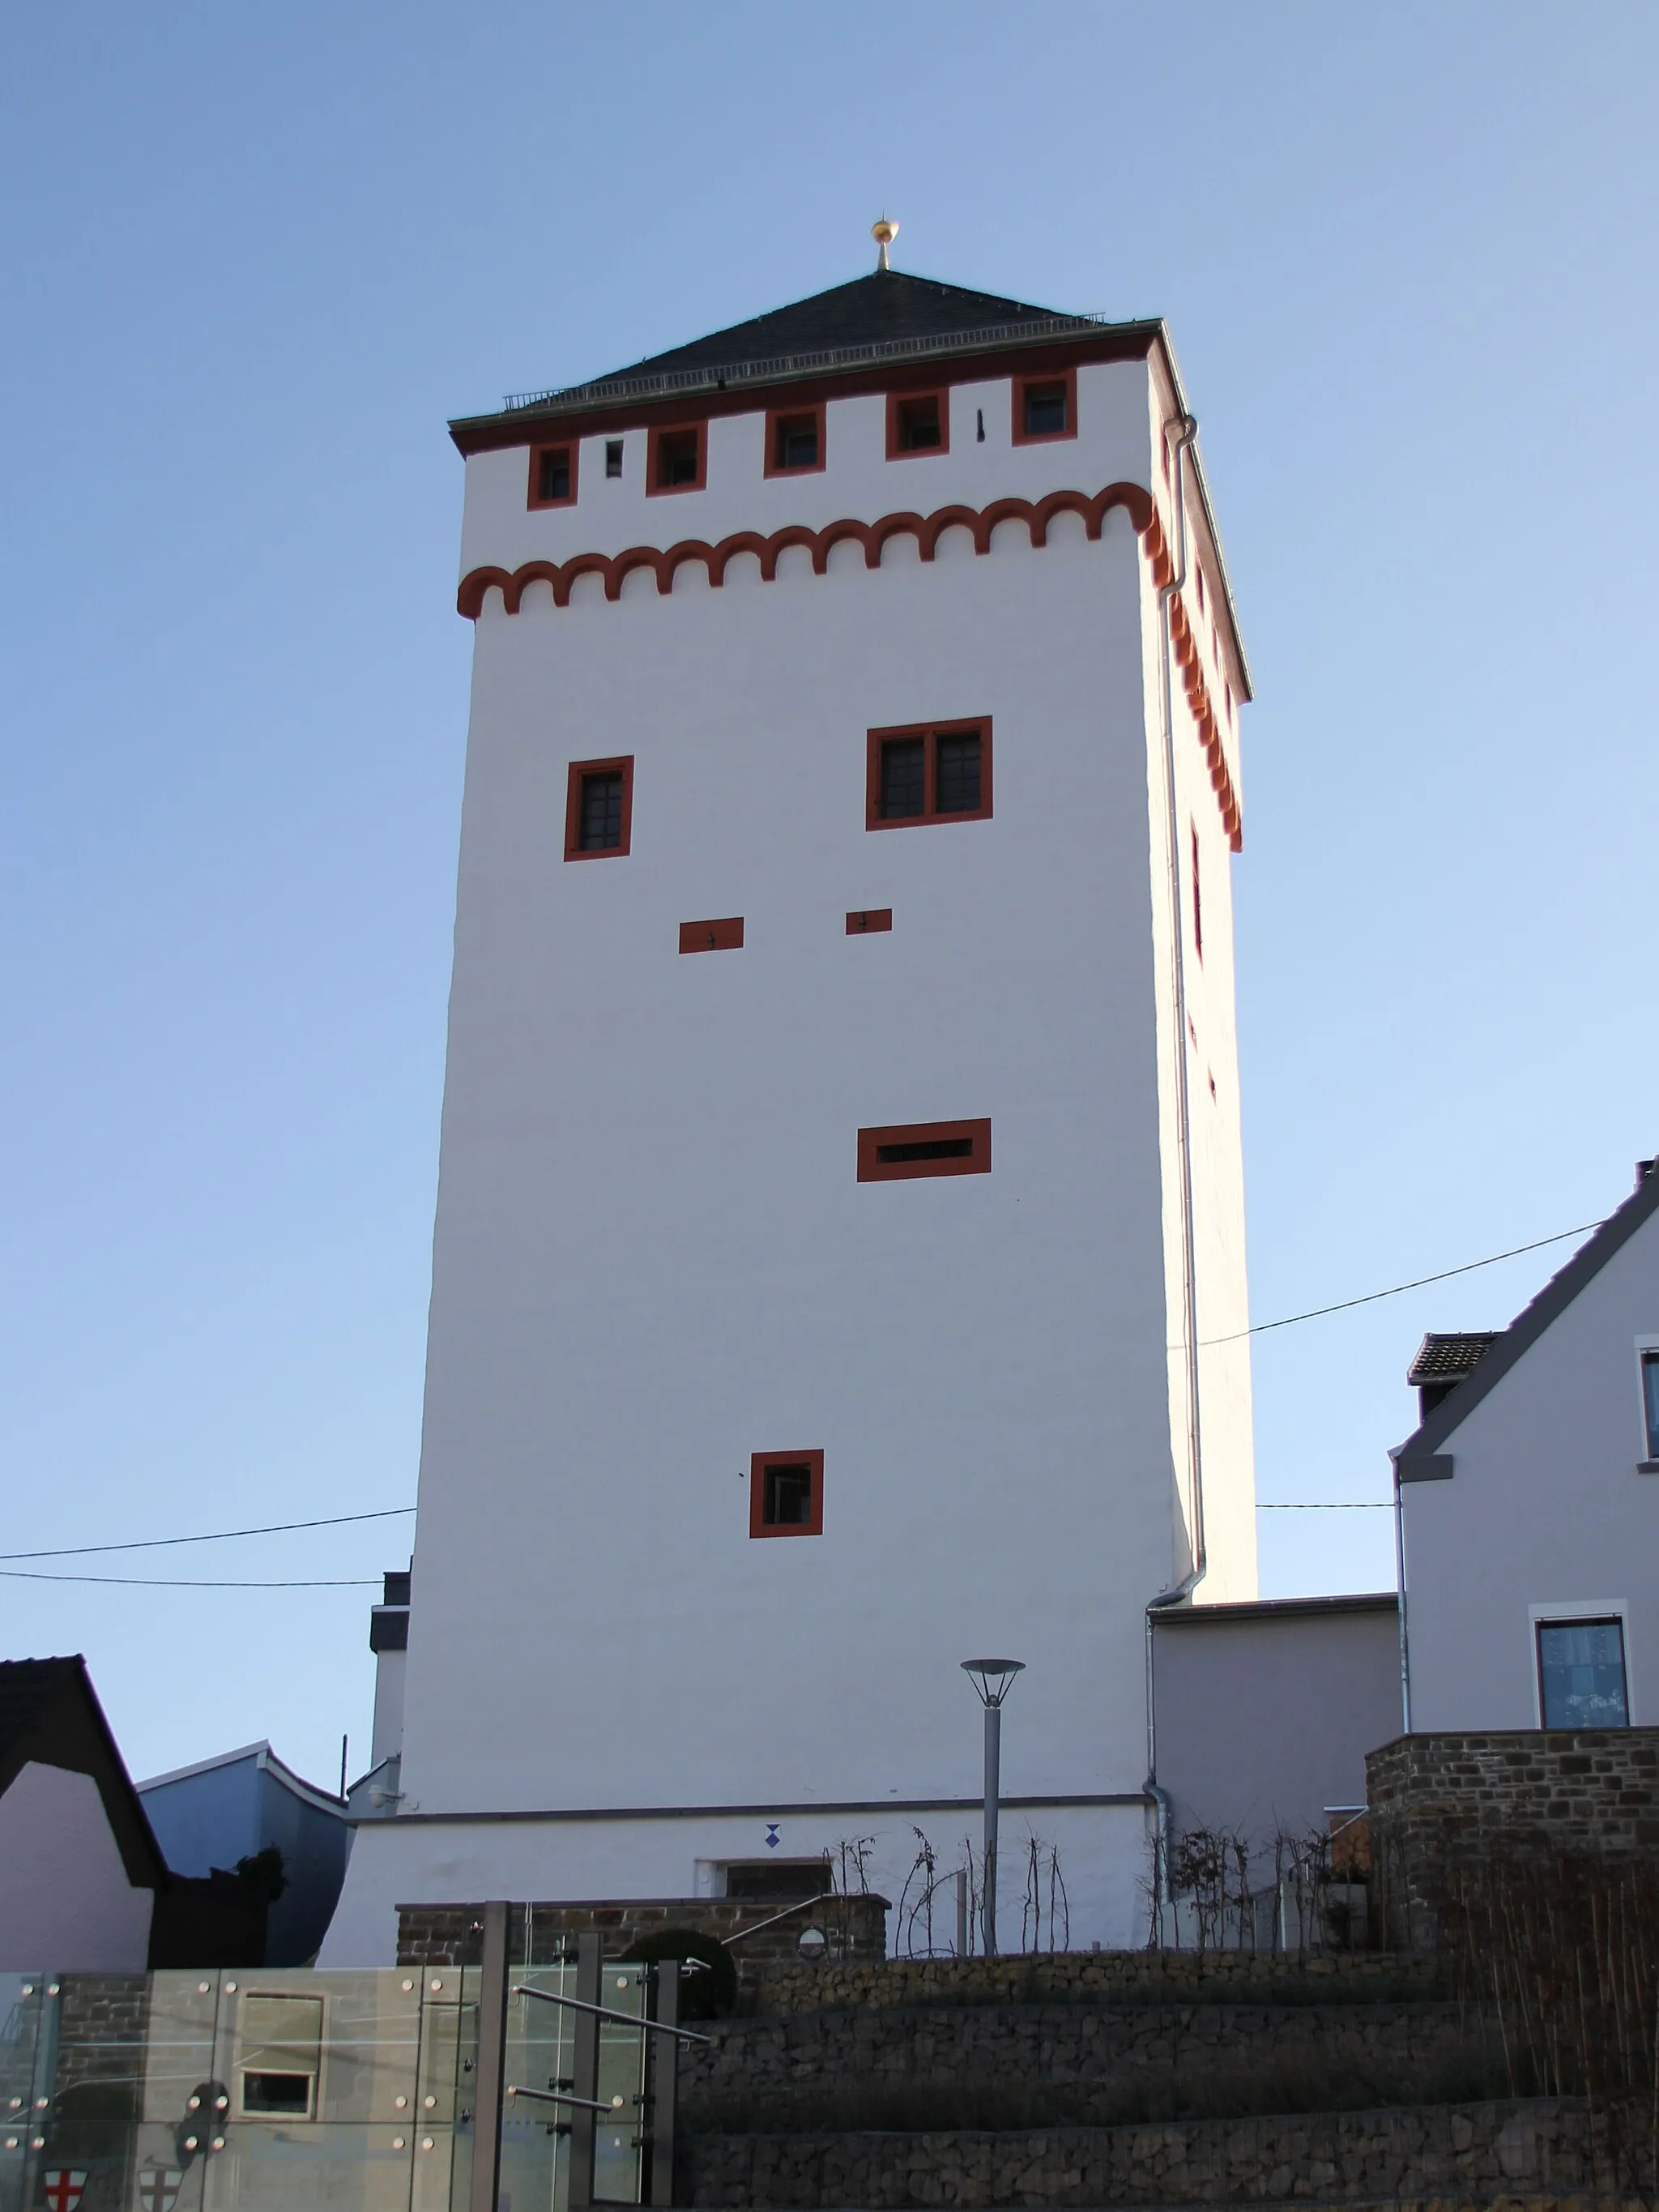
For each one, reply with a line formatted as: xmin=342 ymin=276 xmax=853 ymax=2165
xmin=1405 ymin=1333 xmax=1501 ymax=1387
xmin=0 ymin=1655 xmax=168 ymax=1890
xmin=1152 ymin=1593 xmax=1399 ymax=1626
xmin=1394 ymin=1159 xmax=1659 ymax=1467
xmin=464 ymin=267 xmax=1140 ymax=427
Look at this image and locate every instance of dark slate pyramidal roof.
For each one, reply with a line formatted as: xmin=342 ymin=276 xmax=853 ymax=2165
xmin=599 ymin=268 xmax=1068 ymax=382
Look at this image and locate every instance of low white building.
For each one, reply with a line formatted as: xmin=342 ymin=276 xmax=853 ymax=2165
xmin=1393 ymin=1158 xmax=1659 ymax=1733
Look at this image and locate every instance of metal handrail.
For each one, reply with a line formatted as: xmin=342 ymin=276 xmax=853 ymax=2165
xmin=510 ymin=1984 xmax=710 ymax=2044
xmin=497 ymin=310 xmax=1127 ymax=416
xmin=719 ymin=1892 xmax=836 ymax=1945
xmin=505 ymin=2083 xmax=629 ymax=2116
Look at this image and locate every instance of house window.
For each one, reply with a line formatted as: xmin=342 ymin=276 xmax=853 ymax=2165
xmin=564 ymin=757 xmax=633 ymax=860
xmin=887 ymin=390 xmax=948 ymax=458
xmin=766 ymin=404 xmax=824 ymax=475
xmin=1013 ymin=369 xmax=1077 ymax=445
xmin=606 ymin=439 xmax=624 ymax=479
xmin=867 ymin=721 xmax=992 ymax=829
xmin=1537 ymin=1618 xmax=1629 ymax=1729
xmin=648 ymin=424 xmax=705 ymax=494
xmin=1642 ymin=1349 xmax=1659 ymax=1460
xmin=679 ymin=916 xmax=744 ymax=953
xmin=750 ymin=1450 xmax=824 ymax=1539
xmin=528 ymin=443 xmax=575 ymax=508
xmin=857 ymin=1118 xmax=992 ymax=1183
xmin=1191 ymin=824 xmax=1203 ymax=960
xmin=237 ymin=1993 xmax=322 ymax=2121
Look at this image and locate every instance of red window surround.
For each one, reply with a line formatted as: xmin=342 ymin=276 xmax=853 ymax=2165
xmin=866 ymin=720 xmax=992 ymax=831
xmin=764 ymin=401 xmax=826 ymax=477
xmin=885 ymin=387 xmax=949 ymax=459
xmin=679 ymin=916 xmax=744 ymax=954
xmin=846 ymin=908 xmax=893 ymax=934
xmin=1191 ymin=823 xmax=1203 ymax=960
xmin=857 ymin=1118 xmax=992 ymax=1184
xmin=646 ymin=421 xmax=707 ymax=496
xmin=749 ymin=1450 xmax=824 ymax=1539
xmin=1011 ymin=367 xmax=1077 ymax=446
xmin=527 ymin=442 xmax=578 ymax=509
xmin=563 ymin=756 xmax=633 ymax=861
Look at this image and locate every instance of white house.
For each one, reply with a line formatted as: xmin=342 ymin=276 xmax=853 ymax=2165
xmin=326 ymin=252 xmax=1259 ymax=1961
xmin=1393 ymin=1158 xmax=1659 ymax=1733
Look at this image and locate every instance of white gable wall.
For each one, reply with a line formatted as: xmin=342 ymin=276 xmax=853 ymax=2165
xmin=0 ymin=1761 xmax=154 ymax=1971
xmin=1401 ymin=1203 xmax=1659 ymax=1731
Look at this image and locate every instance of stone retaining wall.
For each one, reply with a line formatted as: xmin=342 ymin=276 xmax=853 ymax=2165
xmin=1367 ymin=1730 xmax=1659 ymax=1949
xmin=683 ymin=2098 xmax=1628 ymax=2208
xmin=681 ymin=1999 xmax=1489 ymax=2109
xmin=755 ymin=1948 xmax=1441 ymax=2016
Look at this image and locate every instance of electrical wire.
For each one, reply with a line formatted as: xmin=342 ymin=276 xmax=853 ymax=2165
xmin=0 ymin=1504 xmax=415 ymax=1564
xmin=0 ymin=1569 xmax=381 ymax=1587
xmin=1198 ymin=1219 xmax=1603 ymax=1348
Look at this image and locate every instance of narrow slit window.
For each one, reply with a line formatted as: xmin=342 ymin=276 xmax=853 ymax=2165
xmin=1643 ymin=1348 xmax=1659 ymax=1459
xmin=1537 ymin=1618 xmax=1628 ymax=1730
xmin=868 ymin=722 xmax=992 ymax=829
xmin=1191 ymin=823 xmax=1204 ymax=959
xmin=564 ymin=757 xmax=633 ymax=860
xmin=750 ymin=1450 xmax=824 ymax=1539
xmin=858 ymin=1118 xmax=992 ymax=1183
xmin=605 ymin=439 xmax=624 ymax=479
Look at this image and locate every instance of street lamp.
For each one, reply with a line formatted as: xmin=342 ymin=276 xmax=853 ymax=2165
xmin=960 ymin=1659 xmax=1025 ymax=1956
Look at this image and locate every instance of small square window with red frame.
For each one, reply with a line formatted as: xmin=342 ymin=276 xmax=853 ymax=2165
xmin=1013 ymin=369 xmax=1077 ymax=445
xmin=750 ymin=1450 xmax=824 ymax=1539
xmin=867 ymin=720 xmax=992 ymax=829
xmin=886 ymin=389 xmax=949 ymax=458
xmin=564 ymin=756 xmax=633 ymax=860
xmin=647 ymin=423 xmax=706 ymax=494
xmin=528 ymin=442 xmax=578 ymax=508
xmin=765 ymin=404 xmax=825 ymax=476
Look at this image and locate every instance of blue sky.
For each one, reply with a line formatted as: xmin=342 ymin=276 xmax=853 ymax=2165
xmin=3 ymin=2 xmax=1655 ymax=1790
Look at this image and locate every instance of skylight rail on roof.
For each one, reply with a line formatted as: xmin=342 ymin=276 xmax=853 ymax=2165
xmin=499 ymin=312 xmax=1120 ymax=416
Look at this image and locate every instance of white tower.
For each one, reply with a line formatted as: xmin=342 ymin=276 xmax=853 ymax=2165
xmin=327 ymin=251 xmax=1256 ymax=1961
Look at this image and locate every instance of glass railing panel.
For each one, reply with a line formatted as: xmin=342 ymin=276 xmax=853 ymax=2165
xmin=0 ymin=1977 xmax=53 ymax=2212
xmin=592 ymin=1966 xmax=646 ymax=2208
xmin=498 ymin=1964 xmax=575 ymax=2212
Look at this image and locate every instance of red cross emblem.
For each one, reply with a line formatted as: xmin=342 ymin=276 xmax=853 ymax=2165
xmin=136 ymin=2171 xmax=184 ymax=2212
xmin=41 ymin=2174 xmax=87 ymax=2212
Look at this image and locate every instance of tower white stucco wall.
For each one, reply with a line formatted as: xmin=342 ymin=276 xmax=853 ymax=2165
xmin=327 ymin=336 xmax=1256 ymax=1963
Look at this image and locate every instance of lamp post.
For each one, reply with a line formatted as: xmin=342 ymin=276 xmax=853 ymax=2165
xmin=960 ymin=1659 xmax=1025 ymax=1956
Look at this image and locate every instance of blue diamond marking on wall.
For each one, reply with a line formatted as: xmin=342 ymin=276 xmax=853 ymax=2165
xmin=765 ymin=1823 xmax=780 ymax=1850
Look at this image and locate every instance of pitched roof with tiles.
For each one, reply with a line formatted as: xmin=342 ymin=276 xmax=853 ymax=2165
xmin=1405 ymin=1332 xmax=1502 ymax=1387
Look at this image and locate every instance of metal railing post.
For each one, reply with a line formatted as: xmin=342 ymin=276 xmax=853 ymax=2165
xmin=566 ymin=1932 xmax=602 ymax=2210
xmin=468 ymin=1901 xmax=510 ymax=2212
xmin=646 ymin=1964 xmax=680 ymax=2208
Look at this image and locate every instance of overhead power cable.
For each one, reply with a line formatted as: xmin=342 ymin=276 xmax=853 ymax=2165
xmin=0 ymin=1504 xmax=415 ymax=1565
xmin=0 ymin=1569 xmax=381 ymax=1587
xmin=1198 ymin=1219 xmax=1603 ymax=1348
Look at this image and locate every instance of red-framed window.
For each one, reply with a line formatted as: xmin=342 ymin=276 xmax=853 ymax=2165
xmin=886 ymin=387 xmax=949 ymax=459
xmin=765 ymin=402 xmax=825 ymax=476
xmin=846 ymin=908 xmax=893 ymax=935
xmin=564 ymin=756 xmax=633 ymax=860
xmin=857 ymin=1118 xmax=992 ymax=1184
xmin=750 ymin=1450 xmax=824 ymax=1539
xmin=646 ymin=422 xmax=706 ymax=496
xmin=1012 ymin=367 xmax=1077 ymax=446
xmin=679 ymin=916 xmax=744 ymax=953
xmin=527 ymin=442 xmax=578 ymax=509
xmin=866 ymin=720 xmax=992 ymax=830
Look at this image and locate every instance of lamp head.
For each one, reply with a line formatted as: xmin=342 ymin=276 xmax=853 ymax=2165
xmin=960 ymin=1658 xmax=1025 ymax=1707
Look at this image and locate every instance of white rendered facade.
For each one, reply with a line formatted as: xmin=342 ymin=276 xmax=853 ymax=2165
xmin=326 ymin=284 xmax=1256 ymax=1962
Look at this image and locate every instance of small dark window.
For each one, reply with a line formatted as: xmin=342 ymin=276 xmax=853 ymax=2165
xmin=564 ymin=756 xmax=633 ymax=861
xmin=1022 ymin=381 xmax=1068 ymax=438
xmin=858 ymin=1118 xmax=992 ymax=1183
xmin=750 ymin=1449 xmax=823 ymax=1539
xmin=773 ymin=412 xmax=819 ymax=470
xmin=537 ymin=447 xmax=571 ymax=502
xmin=764 ymin=1463 xmax=813 ymax=1526
xmin=605 ymin=439 xmax=624 ymax=479
xmin=934 ymin=730 xmax=981 ymax=815
xmin=723 ymin=1860 xmax=830 ymax=1902
xmin=893 ymin=394 xmax=942 ymax=452
xmin=868 ymin=722 xmax=992 ymax=828
xmin=1643 ymin=1349 xmax=1659 ymax=1459
xmin=580 ymin=772 xmax=623 ymax=851
xmin=878 ymin=737 xmax=926 ymax=820
xmin=1537 ymin=1618 xmax=1628 ymax=1729
xmin=655 ymin=427 xmax=701 ymax=489
xmin=242 ymin=2073 xmax=313 ymax=2117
